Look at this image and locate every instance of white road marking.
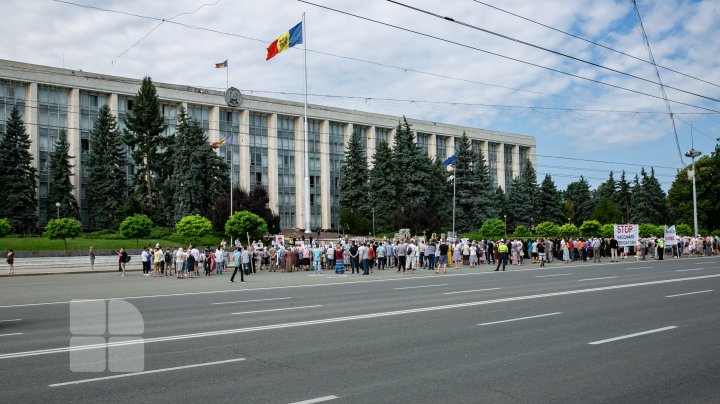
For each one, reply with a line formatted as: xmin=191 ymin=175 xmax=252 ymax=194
xmin=478 ymin=312 xmax=561 ymax=326
xmin=666 ymin=290 xmax=714 ymax=298
xmin=3 ymin=274 xmax=718 ymax=361
xmin=231 ymin=305 xmax=322 ymax=315
xmin=394 ymin=284 xmax=447 ymax=290
xmin=0 ymin=333 xmax=23 ymax=337
xmin=578 ymin=276 xmax=618 ymax=282
xmin=212 ymin=297 xmax=292 ymax=305
xmin=49 ymin=358 xmax=245 ymax=387
xmin=535 ymin=274 xmax=572 ymax=278
xmin=444 ymin=288 xmax=500 ymax=295
xmin=588 ymin=326 xmax=677 ymax=345
xmin=0 ymin=319 xmax=21 ymax=323
xmin=624 ymin=266 xmax=653 ymax=270
xmin=677 ymin=268 xmax=704 ymax=272
xmin=289 ymin=395 xmax=339 ymax=404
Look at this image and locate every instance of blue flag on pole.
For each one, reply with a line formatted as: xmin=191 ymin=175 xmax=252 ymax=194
xmin=443 ymin=154 xmax=457 ymax=167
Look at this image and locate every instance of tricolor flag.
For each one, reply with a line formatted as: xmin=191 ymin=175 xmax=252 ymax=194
xmin=215 ymin=60 xmax=228 ymax=68
xmin=266 ymin=22 xmax=303 ymax=61
xmin=211 ymin=133 xmax=233 ymax=148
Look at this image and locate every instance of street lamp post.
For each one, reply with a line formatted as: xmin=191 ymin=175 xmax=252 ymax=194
xmin=503 ymin=214 xmax=507 ymax=237
xmin=55 ymin=202 xmax=60 ymax=219
xmin=684 ymin=148 xmax=702 ymax=237
xmin=372 ymin=208 xmax=375 ymax=237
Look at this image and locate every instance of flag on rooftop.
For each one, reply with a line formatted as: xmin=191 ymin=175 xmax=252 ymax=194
xmin=266 ymin=22 xmax=303 ymax=61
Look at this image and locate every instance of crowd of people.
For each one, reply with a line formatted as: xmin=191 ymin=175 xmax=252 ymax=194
xmin=107 ymin=234 xmax=719 ymax=279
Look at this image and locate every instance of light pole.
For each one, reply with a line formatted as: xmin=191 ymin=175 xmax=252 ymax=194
xmin=685 ymin=148 xmax=701 ymax=237
xmin=55 ymin=202 xmax=60 ymax=219
xmin=503 ymin=214 xmax=507 ymax=237
xmin=372 ymin=208 xmax=375 ymax=237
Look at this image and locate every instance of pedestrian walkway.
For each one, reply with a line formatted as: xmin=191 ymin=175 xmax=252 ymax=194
xmin=1 ymin=255 xmax=140 ymax=276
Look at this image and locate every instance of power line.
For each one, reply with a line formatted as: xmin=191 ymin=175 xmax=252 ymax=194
xmin=51 ymin=0 xmax=720 ymax=114
xmin=298 ymin=0 xmax=720 ymax=114
xmin=630 ymin=0 xmax=684 ymax=166
xmin=387 ymin=0 xmax=719 ymax=104
xmin=470 ymin=0 xmax=720 ymax=89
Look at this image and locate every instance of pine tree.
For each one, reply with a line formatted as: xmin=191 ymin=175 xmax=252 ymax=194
xmin=0 ymin=106 xmax=38 ymax=232
xmin=392 ymin=117 xmax=435 ymax=208
xmin=635 ymin=167 xmax=669 ymax=225
xmin=537 ymin=174 xmax=565 ymax=224
xmin=494 ymin=185 xmax=507 ymax=223
xmin=629 ymin=172 xmax=650 ymax=224
xmin=596 ymin=171 xmax=617 ymax=201
xmin=47 ymin=130 xmax=79 ymax=220
xmin=520 ymin=159 xmax=538 ymax=216
xmin=470 ymin=139 xmax=498 ymax=223
xmin=615 ymin=171 xmax=632 ymax=223
xmin=368 ymin=141 xmax=398 ymax=232
xmin=506 ymin=174 xmax=530 ymax=229
xmin=565 ymin=176 xmax=594 ymax=225
xmin=87 ymin=104 xmax=126 ymax=229
xmin=339 ymin=126 xmax=369 ymax=217
xmin=167 ymin=107 xmax=229 ymax=224
xmin=123 ymin=76 xmax=168 ymax=216
xmin=453 ymin=133 xmax=480 ymax=232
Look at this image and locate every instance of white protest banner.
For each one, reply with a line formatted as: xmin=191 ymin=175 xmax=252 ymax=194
xmin=664 ymin=225 xmax=677 ymax=246
xmin=614 ymin=224 xmax=639 ymax=247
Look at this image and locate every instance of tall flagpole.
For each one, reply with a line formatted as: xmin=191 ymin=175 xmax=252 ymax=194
xmin=228 ymin=59 xmax=233 ymax=218
xmin=303 ymin=12 xmax=311 ymax=234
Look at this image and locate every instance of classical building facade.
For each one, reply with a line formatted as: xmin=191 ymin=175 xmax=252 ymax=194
xmin=0 ymin=59 xmax=536 ymax=229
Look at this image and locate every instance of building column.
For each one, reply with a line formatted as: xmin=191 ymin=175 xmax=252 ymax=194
xmin=388 ymin=126 xmax=396 ymax=148
xmin=497 ymin=142 xmax=506 ymax=191
xmin=25 ymin=83 xmax=39 ymax=167
xmin=344 ymin=123 xmax=353 ymax=149
xmin=294 ymin=116 xmax=305 ymax=230
xmin=428 ymin=133 xmax=437 ymax=159
xmin=108 ymin=93 xmax=119 ymax=117
xmin=511 ymin=144 xmax=520 ymax=178
xmin=446 ymin=136 xmax=454 ymax=160
xmin=238 ymin=109 xmax=250 ymax=191
xmin=481 ymin=141 xmax=489 ymax=165
xmin=320 ymin=119 xmax=331 ymax=229
xmin=209 ymin=106 xmax=220 ymax=143
xmin=267 ymin=113 xmax=279 ymax=214
xmin=67 ymin=88 xmax=81 ymax=202
xmin=367 ymin=126 xmax=376 ymax=167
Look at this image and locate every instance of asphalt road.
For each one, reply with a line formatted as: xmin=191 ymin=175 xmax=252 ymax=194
xmin=1 ymin=256 xmax=719 ymax=403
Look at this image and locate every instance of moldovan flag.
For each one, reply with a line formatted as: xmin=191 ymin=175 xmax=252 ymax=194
xmin=266 ymin=22 xmax=303 ymax=61
xmin=211 ymin=133 xmax=232 ymax=148
xmin=215 ymin=60 xmax=228 ymax=68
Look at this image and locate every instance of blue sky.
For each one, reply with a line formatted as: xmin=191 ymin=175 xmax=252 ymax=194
xmin=2 ymin=0 xmax=719 ymax=191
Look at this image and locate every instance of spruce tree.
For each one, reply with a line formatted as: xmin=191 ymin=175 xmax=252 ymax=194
xmin=615 ymin=171 xmax=632 ymax=223
xmin=339 ymin=127 xmax=369 ymax=217
xmin=596 ymin=171 xmax=617 ymax=201
xmin=168 ymin=107 xmax=229 ymax=224
xmin=368 ymin=141 xmax=398 ymax=232
xmin=47 ymin=130 xmax=79 ymax=220
xmin=0 ymin=106 xmax=38 ymax=232
xmin=565 ymin=176 xmax=594 ymax=225
xmin=629 ymin=173 xmax=649 ymax=224
xmin=123 ymin=76 xmax=168 ymax=216
xmin=506 ymin=174 xmax=530 ymax=229
xmin=637 ymin=167 xmax=669 ymax=225
xmin=87 ymin=104 xmax=126 ymax=229
xmin=471 ymin=139 xmax=499 ymax=223
xmin=453 ymin=133 xmax=480 ymax=232
xmin=537 ymin=174 xmax=565 ymax=224
xmin=392 ymin=117 xmax=435 ymax=208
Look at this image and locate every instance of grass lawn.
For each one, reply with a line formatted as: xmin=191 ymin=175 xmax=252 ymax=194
xmin=0 ymin=237 xmax=180 ymax=252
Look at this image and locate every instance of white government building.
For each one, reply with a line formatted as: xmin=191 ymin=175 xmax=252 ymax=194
xmin=0 ymin=59 xmax=536 ymax=230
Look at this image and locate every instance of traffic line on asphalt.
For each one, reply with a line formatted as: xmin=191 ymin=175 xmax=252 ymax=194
xmin=535 ymin=274 xmax=572 ymax=278
xmin=588 ymin=326 xmax=677 ymax=345
xmin=394 ymin=284 xmax=447 ymax=290
xmin=478 ymin=312 xmax=561 ymax=326
xmin=0 ymin=333 xmax=23 ymax=337
xmin=578 ymin=276 xmax=618 ymax=282
xmin=0 ymin=319 xmax=21 ymax=323
xmin=3 ymin=274 xmax=719 ymax=361
xmin=677 ymin=268 xmax=704 ymax=272
xmin=666 ymin=290 xmax=714 ymax=298
xmin=624 ymin=266 xmax=653 ymax=270
xmin=49 ymin=358 xmax=246 ymax=387
xmin=290 ymin=395 xmax=339 ymax=404
xmin=231 ymin=305 xmax=322 ymax=315
xmin=212 ymin=297 xmax=292 ymax=305
xmin=444 ymin=288 xmax=500 ymax=295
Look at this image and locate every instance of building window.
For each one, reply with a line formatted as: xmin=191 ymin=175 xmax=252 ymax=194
xmin=277 ymin=115 xmax=296 ymax=230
